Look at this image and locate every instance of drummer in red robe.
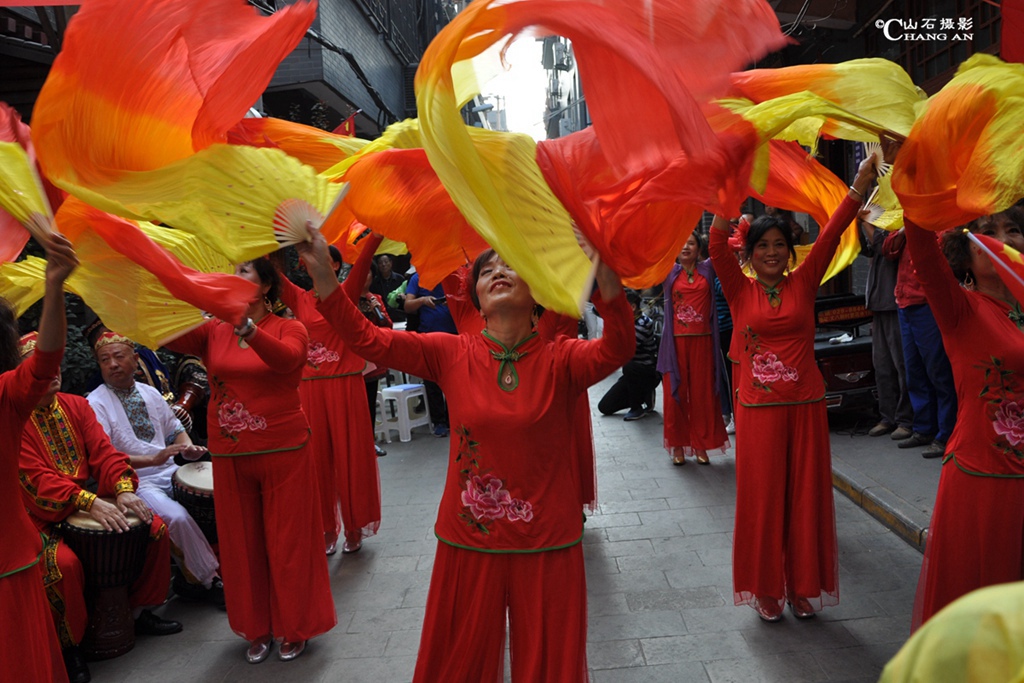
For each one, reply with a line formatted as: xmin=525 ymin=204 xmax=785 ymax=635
xmin=18 ymin=335 xmax=181 ymax=682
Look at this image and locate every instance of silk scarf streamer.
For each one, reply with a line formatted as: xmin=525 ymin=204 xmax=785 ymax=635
xmin=32 ymin=0 xmax=323 ymax=261
xmin=892 ymin=54 xmax=1024 ymax=229
xmin=416 ymin=0 xmax=786 ymax=314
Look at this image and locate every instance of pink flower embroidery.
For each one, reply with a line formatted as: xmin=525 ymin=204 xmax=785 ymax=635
xmin=505 ymin=498 xmax=534 ymax=523
xmin=993 ymin=401 xmax=1024 ymax=447
xmin=217 ymin=399 xmax=267 ymax=434
xmin=461 ymin=474 xmax=511 ymax=522
xmin=674 ymin=302 xmax=705 ymax=325
xmin=307 ymin=341 xmax=339 ymax=367
xmin=752 ymin=352 xmax=799 ymax=385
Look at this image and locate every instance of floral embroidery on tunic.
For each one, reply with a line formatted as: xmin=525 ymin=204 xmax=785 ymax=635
xmin=978 ymin=356 xmax=1024 ymax=458
xmin=743 ymin=327 xmax=798 ymax=392
xmin=306 ymin=341 xmax=340 ymax=369
xmin=454 ymin=425 xmax=533 ymax=534
xmin=216 ymin=398 xmax=267 ymax=439
xmin=672 ymin=291 xmax=704 ymax=327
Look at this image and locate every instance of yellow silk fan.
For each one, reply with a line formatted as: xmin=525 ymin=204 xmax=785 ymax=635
xmin=0 ymin=141 xmax=56 ymax=243
xmin=59 ymin=144 xmax=348 ymax=264
xmin=0 ymin=256 xmax=47 ymax=315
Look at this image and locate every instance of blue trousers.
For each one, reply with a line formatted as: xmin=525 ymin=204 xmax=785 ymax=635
xmin=897 ymin=304 xmax=957 ymax=442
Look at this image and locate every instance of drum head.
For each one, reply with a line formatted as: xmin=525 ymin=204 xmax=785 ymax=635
xmin=174 ymin=461 xmax=214 ymax=492
xmin=63 ymin=499 xmax=144 ymax=530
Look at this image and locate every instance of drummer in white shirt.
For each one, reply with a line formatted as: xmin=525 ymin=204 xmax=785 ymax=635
xmin=87 ymin=331 xmax=223 ymax=605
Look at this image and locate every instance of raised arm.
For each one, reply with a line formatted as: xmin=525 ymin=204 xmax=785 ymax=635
xmin=709 ymin=216 xmax=748 ymax=302
xmin=245 ymin=319 xmax=308 ymax=374
xmin=563 ymin=288 xmax=635 ymax=390
xmin=343 ymin=234 xmax=384 ymax=302
xmin=903 ymin=218 xmax=969 ymax=329
xmin=298 ymin=226 xmax=452 ymax=380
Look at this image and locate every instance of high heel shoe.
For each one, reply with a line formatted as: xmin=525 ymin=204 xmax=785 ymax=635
xmin=246 ymin=636 xmax=273 ymax=664
xmin=696 ymin=452 xmax=710 ymax=465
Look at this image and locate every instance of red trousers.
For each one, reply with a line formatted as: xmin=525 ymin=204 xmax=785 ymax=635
xmin=912 ymin=464 xmax=1024 ymax=631
xmin=413 ymin=542 xmax=589 ymax=683
xmin=2 ymin=563 xmax=67 ymax=681
xmin=213 ymin=445 xmax=337 ymax=642
xmin=732 ymin=400 xmax=838 ymax=611
xmin=663 ymin=335 xmax=728 ymax=455
xmin=300 ymin=376 xmax=381 ymax=545
xmin=45 ymin=519 xmax=171 ymax=647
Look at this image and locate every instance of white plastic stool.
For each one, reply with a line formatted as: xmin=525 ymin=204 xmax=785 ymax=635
xmin=380 ymin=383 xmax=431 ymax=442
xmin=374 ymin=393 xmax=391 ymax=444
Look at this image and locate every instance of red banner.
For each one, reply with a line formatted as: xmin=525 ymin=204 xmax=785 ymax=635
xmin=1004 ymin=0 xmax=1024 ymax=63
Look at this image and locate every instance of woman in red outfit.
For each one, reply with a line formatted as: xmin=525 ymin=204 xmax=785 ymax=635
xmin=300 ymin=229 xmax=633 ymax=683
xmin=277 ymin=246 xmax=382 ymax=556
xmin=0 ymin=235 xmax=76 ymax=683
xmin=710 ymin=150 xmax=886 ymax=622
xmin=904 ymin=202 xmax=1024 ymax=630
xmin=167 ymin=258 xmax=335 ymax=663
xmin=658 ymin=232 xmax=729 ymax=465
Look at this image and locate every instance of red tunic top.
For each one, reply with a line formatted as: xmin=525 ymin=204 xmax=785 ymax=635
xmin=19 ymin=393 xmax=138 ymax=531
xmin=905 ymin=220 xmax=1024 ymax=477
xmin=168 ymin=316 xmax=309 ymax=455
xmin=1 ymin=348 xmax=63 ymax=577
xmin=671 ymin=271 xmax=712 ymax=337
xmin=318 ymin=286 xmax=634 ymax=552
xmin=279 ymin=276 xmax=366 ymax=380
xmin=710 ymin=196 xmax=860 ymax=407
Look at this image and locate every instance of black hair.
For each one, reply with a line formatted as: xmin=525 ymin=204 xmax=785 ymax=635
xmin=941 ymin=202 xmax=1024 ymax=284
xmin=746 ymin=215 xmax=797 ymax=266
xmin=468 ymin=249 xmax=544 ymax=321
xmin=625 ymin=289 xmax=642 ymax=308
xmin=0 ymin=297 xmax=22 ymax=374
xmin=939 ymin=229 xmax=972 ymax=284
xmin=469 ymin=248 xmax=498 ymax=310
xmin=248 ymin=257 xmax=281 ymax=304
xmin=328 ymin=245 xmax=342 ymax=266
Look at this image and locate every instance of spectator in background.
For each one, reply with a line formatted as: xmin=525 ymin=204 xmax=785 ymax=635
xmin=598 ymin=289 xmax=661 ymax=420
xmin=883 ymin=228 xmax=957 ymax=458
xmin=403 ymin=272 xmax=457 ymax=437
xmin=658 ymin=232 xmax=729 ymax=465
xmin=370 ymin=253 xmax=407 ymax=322
xmin=859 ymin=215 xmax=913 ymax=440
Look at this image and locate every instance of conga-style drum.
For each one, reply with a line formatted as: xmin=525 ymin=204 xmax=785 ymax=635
xmin=172 ymin=462 xmax=216 ymax=544
xmin=57 ymin=504 xmax=149 ymax=659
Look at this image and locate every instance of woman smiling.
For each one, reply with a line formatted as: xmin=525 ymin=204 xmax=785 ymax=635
xmin=709 ymin=140 xmax=894 ymax=622
xmin=299 ymin=231 xmax=633 ymax=682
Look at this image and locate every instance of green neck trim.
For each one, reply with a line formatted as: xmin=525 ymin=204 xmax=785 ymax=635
xmin=755 ymin=276 xmax=785 ymax=307
xmin=482 ymin=330 xmax=537 ymax=392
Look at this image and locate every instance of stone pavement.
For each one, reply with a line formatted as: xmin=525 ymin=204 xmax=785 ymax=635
xmin=90 ymin=375 xmax=924 ymax=683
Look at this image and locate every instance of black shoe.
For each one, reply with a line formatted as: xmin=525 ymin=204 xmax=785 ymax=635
xmin=135 ymin=609 xmax=183 ymax=636
xmin=173 ymin=573 xmax=222 ymax=607
xmin=63 ymin=646 xmax=91 ymax=683
xmin=922 ymin=440 xmax=946 ymax=459
xmin=897 ymin=431 xmax=933 ymax=449
xmin=375 ymin=444 xmax=387 ymax=457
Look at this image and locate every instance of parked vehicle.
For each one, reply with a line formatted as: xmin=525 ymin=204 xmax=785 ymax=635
xmin=813 ymin=293 xmax=876 ymax=412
